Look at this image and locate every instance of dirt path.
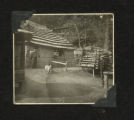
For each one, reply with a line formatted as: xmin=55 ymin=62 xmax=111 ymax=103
xmin=15 ymin=68 xmax=106 ymax=103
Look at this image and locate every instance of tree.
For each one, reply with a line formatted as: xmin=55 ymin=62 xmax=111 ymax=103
xmin=28 ymin=14 xmax=113 ymax=50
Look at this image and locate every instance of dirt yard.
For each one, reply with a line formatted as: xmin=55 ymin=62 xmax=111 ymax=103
xmin=15 ymin=68 xmax=108 ymax=104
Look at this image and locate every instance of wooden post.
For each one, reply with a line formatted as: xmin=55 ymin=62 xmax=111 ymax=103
xmin=104 ymin=74 xmax=108 ymax=89
xmin=103 ymin=71 xmax=113 ymax=88
xmin=65 ymin=61 xmax=67 ymax=71
xmin=93 ymin=68 xmax=95 ymax=78
xmin=100 ymin=67 xmax=103 ymax=80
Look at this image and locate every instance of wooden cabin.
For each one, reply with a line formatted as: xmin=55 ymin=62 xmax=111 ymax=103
xmin=21 ymin=20 xmax=75 ymax=68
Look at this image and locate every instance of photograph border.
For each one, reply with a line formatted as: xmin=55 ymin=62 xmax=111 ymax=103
xmin=13 ymin=12 xmax=114 ymax=105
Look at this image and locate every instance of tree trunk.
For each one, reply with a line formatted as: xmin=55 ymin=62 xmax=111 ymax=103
xmin=104 ymin=19 xmax=109 ymax=50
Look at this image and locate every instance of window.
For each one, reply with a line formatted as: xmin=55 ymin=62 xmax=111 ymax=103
xmin=53 ymin=49 xmax=64 ymax=58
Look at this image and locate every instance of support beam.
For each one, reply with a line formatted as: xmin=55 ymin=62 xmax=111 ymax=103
xmin=51 ymin=61 xmax=68 ymax=71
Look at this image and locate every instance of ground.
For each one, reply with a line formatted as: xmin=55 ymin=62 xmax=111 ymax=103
xmin=15 ymin=68 xmax=112 ymax=104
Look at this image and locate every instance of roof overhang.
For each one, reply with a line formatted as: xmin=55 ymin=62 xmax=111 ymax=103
xmin=17 ymin=29 xmax=33 ymax=34
xmin=30 ymin=41 xmax=75 ymax=50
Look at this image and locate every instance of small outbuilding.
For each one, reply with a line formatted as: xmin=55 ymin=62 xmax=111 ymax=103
xmin=21 ymin=20 xmax=75 ymax=68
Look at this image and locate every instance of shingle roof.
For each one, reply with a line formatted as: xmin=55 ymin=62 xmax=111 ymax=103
xmin=20 ymin=20 xmax=74 ymax=49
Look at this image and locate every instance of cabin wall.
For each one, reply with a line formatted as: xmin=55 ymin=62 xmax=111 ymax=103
xmin=15 ymin=33 xmax=25 ymax=70
xmin=38 ymin=48 xmax=76 ymax=68
xmin=15 ymin=32 xmax=26 ymax=88
xmin=25 ymin=44 xmax=76 ymax=68
xmin=37 ymin=46 xmax=54 ymax=68
xmin=25 ymin=45 xmax=54 ymax=68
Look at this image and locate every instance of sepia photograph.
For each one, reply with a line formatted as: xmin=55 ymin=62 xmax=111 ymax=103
xmin=13 ymin=13 xmax=115 ymax=105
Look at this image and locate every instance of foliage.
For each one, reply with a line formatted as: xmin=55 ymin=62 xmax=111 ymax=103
xmin=29 ymin=15 xmax=113 ymax=50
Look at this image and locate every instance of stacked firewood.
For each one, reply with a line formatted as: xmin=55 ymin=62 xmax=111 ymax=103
xmin=80 ymin=46 xmax=113 ymax=75
xmin=80 ymin=53 xmax=96 ymax=67
xmin=80 ymin=47 xmax=103 ymax=69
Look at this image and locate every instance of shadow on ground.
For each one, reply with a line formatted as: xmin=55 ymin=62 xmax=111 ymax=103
xmin=15 ymin=69 xmax=108 ymax=104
